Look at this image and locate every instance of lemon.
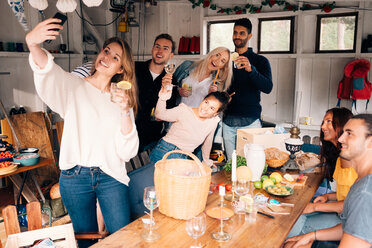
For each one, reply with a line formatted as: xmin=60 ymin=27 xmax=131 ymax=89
xmin=283 ymin=173 xmax=294 ymax=182
xmin=117 ymin=81 xmax=132 ymax=90
xmin=231 ymin=52 xmax=239 ymax=61
xmin=270 ymin=172 xmax=283 ymax=183
xmin=240 ymin=195 xmax=253 ymax=204
xmin=236 ymin=166 xmax=252 ymax=181
xmin=253 ymin=181 xmax=262 ymax=189
xmin=262 ymin=178 xmax=274 ymax=189
xmin=261 ymin=175 xmax=269 ymax=182
xmin=182 ymin=83 xmax=192 ymax=89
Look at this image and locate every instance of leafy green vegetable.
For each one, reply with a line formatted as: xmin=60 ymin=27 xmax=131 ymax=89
xmin=223 ymin=155 xmax=246 ymax=172
xmin=262 ymin=163 xmax=268 ymax=175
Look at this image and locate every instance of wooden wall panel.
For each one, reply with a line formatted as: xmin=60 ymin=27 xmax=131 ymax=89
xmin=276 ymin=58 xmax=296 ymax=123
xmin=261 ymin=58 xmax=278 ymax=122
xmin=310 ymin=59 xmax=331 ymax=125
xmin=298 ymin=58 xmax=313 ymax=119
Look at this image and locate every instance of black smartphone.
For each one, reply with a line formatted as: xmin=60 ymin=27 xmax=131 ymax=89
xmin=45 ymin=12 xmax=67 ymax=43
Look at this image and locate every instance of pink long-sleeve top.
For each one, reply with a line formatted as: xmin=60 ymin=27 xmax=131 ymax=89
xmin=155 ymin=90 xmax=220 ymax=166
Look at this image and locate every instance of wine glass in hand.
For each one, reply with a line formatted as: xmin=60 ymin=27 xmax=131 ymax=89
xmin=186 ymin=213 xmax=206 ymax=248
xmin=142 ymin=186 xmax=161 ymax=241
xmin=165 ymin=62 xmax=176 ymax=75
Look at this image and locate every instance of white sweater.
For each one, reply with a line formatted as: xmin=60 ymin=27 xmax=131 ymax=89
xmin=29 ymin=50 xmax=139 ymax=185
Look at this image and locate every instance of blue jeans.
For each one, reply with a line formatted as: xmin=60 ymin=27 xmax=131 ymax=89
xmin=288 ymin=211 xmax=341 ymax=238
xmin=59 ymin=166 xmax=131 ymax=248
xmin=149 ymin=139 xmax=190 ymax=164
xmin=222 ymin=119 xmax=262 ymax=161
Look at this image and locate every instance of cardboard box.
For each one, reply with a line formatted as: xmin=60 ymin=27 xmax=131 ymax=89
xmin=236 ymin=128 xmax=290 ymax=157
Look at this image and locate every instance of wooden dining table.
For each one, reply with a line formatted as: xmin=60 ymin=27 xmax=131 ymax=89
xmin=91 ymin=170 xmax=323 ymax=248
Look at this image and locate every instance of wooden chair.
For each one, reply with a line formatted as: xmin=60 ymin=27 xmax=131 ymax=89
xmin=2 ymin=201 xmax=106 ymax=246
xmin=5 ymin=224 xmax=76 ymax=248
xmin=2 ymin=202 xmax=77 ymax=247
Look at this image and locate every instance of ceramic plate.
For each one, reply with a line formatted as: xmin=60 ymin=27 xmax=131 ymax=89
xmin=265 ymin=185 xmax=294 ymax=196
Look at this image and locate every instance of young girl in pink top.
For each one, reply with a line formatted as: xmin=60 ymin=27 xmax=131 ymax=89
xmin=149 ymin=86 xmax=229 ymax=166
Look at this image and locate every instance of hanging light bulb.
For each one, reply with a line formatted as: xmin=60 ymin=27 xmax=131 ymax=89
xmin=28 ymin=0 xmax=48 ymax=10
xmin=118 ymin=8 xmax=129 ymax=33
xmin=56 ymin=0 xmax=77 ymax=13
xmin=82 ymin=0 xmax=103 ymax=7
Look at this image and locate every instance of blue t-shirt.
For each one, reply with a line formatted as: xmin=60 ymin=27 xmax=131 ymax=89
xmin=341 ymin=174 xmax=372 ymax=244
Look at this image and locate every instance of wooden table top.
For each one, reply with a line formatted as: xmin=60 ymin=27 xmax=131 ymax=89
xmin=0 ymin=157 xmax=54 ymax=178
xmin=91 ymin=171 xmax=323 ymax=248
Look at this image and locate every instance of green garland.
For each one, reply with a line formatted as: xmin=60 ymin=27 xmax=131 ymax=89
xmin=188 ymin=0 xmax=336 ymax=15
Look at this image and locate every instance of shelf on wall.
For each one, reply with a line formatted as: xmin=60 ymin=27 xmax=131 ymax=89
xmin=282 ymin=122 xmax=320 ymax=131
xmin=0 ymin=51 xmax=85 ymax=58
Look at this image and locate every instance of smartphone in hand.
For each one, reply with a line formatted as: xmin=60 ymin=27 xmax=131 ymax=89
xmin=45 ymin=12 xmax=67 ymax=43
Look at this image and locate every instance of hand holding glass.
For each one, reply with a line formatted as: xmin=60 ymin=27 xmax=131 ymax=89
xmin=186 ymin=213 xmax=206 ymax=248
xmin=110 ymin=83 xmax=126 ymax=103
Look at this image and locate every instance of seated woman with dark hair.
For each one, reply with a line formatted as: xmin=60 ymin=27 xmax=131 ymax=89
xmin=285 ymin=107 xmax=357 ymax=247
xmin=149 ymin=85 xmax=230 ymax=166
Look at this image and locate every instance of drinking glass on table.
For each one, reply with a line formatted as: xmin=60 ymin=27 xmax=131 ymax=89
xmin=142 ymin=186 xmax=161 ymax=241
xmin=235 ymin=179 xmax=250 ymax=198
xmin=245 ymin=201 xmax=258 ymax=223
xmin=186 ymin=213 xmax=206 ymax=248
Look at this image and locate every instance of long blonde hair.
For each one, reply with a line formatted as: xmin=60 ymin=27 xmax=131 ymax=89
xmin=96 ymin=37 xmax=138 ymax=116
xmin=189 ymin=47 xmax=232 ymax=91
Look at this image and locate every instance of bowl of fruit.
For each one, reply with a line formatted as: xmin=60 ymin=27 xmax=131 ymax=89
xmin=13 ymin=153 xmax=40 ymax=166
xmin=0 ymin=151 xmax=14 ymax=162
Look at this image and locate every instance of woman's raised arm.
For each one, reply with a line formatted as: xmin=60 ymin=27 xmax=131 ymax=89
xmin=25 ymin=18 xmax=63 ymax=68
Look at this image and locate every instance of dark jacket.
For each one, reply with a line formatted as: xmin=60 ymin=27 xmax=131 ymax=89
xmin=135 ymin=60 xmax=177 ymax=150
xmin=224 ymin=48 xmax=273 ymax=127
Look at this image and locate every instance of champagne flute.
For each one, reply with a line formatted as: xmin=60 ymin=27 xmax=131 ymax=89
xmin=186 ymin=213 xmax=206 ymax=248
xmin=142 ymin=186 xmax=161 ymax=241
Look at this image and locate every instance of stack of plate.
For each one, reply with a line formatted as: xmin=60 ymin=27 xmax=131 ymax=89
xmin=0 ymin=162 xmax=18 ymax=176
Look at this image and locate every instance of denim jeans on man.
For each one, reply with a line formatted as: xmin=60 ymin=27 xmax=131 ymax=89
xmin=149 ymin=138 xmax=190 ymax=164
xmin=59 ymin=166 xmax=131 ymax=248
xmin=222 ymin=119 xmax=261 ymax=161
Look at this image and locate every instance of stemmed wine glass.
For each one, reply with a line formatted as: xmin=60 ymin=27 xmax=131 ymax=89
xmin=164 ymin=60 xmax=176 ymax=91
xmin=235 ymin=179 xmax=250 ymax=197
xmin=164 ymin=61 xmax=176 ymax=75
xmin=142 ymin=186 xmax=161 ymax=241
xmin=186 ymin=213 xmax=206 ymax=248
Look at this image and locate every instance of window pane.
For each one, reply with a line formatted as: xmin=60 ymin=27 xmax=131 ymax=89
xmin=260 ymin=19 xmax=292 ymax=52
xmin=319 ymin=15 xmax=356 ymax=51
xmin=208 ymin=23 xmax=235 ymax=52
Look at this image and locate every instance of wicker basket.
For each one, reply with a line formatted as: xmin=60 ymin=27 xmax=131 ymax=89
xmin=154 ymin=150 xmax=212 ymax=220
xmin=266 ymin=152 xmax=289 ymax=168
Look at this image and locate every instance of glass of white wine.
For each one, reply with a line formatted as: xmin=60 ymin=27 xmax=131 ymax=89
xmin=142 ymin=186 xmax=161 ymax=241
xmin=164 ymin=61 xmax=176 ymax=91
xmin=165 ymin=62 xmax=176 ymax=74
xmin=186 ymin=213 xmax=206 ymax=248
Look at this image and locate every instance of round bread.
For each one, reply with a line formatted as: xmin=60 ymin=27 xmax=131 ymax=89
xmin=50 ymin=183 xmax=61 ymax=199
